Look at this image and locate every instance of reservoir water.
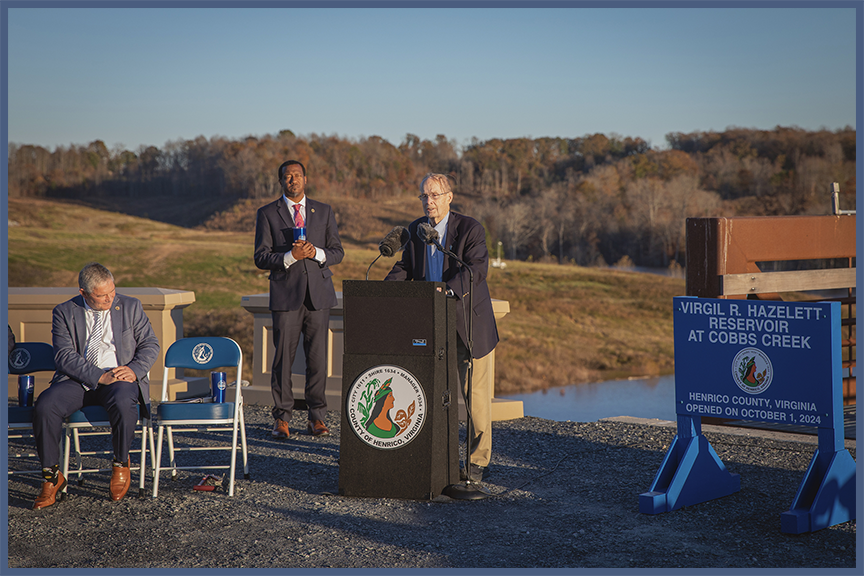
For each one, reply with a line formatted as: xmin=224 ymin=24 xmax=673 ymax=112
xmin=501 ymin=375 xmax=677 ymax=423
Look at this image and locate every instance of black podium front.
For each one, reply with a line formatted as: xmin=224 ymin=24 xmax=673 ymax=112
xmin=339 ymin=280 xmax=459 ymax=500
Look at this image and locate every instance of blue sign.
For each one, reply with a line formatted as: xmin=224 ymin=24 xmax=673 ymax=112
xmin=643 ymin=296 xmax=854 ymax=534
xmin=673 ymin=296 xmax=840 ymax=429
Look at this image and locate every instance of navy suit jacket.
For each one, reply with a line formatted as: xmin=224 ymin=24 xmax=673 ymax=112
xmin=385 ymin=211 xmax=499 ymax=359
xmin=51 ymin=293 xmax=160 ymax=409
xmin=254 ymin=196 xmax=344 ymax=312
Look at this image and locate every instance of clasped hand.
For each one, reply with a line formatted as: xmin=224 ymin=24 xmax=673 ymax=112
xmin=291 ymin=240 xmax=316 ymax=260
xmin=98 ymin=366 xmax=136 ymax=385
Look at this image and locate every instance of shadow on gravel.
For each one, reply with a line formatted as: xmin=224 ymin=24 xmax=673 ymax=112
xmin=6 ymin=408 xmax=856 ymax=569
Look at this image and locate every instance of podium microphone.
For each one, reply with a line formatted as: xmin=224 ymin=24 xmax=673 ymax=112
xmin=380 ymin=225 xmax=410 ymax=258
xmin=366 ymin=226 xmax=409 ymax=280
xmin=417 ymin=222 xmax=440 ymax=248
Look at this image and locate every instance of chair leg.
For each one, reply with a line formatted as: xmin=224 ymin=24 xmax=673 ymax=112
xmin=72 ymin=428 xmax=85 ymax=485
xmin=148 ymin=425 xmax=156 ymax=482
xmin=152 ymin=425 xmax=164 ymax=498
xmin=138 ymin=422 xmax=148 ymax=497
xmin=239 ymin=407 xmax=249 ymax=479
xmin=228 ymin=420 xmax=239 ymax=497
xmin=61 ymin=428 xmax=72 ymax=497
xmin=166 ymin=427 xmax=178 ymax=480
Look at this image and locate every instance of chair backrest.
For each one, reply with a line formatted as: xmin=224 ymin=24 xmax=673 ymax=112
xmin=8 ymin=342 xmax=55 ymax=375
xmin=165 ymin=337 xmax=241 ymax=370
xmin=161 ymin=337 xmax=243 ymax=401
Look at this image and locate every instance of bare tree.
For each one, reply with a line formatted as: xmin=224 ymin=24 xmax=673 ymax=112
xmin=499 ymin=200 xmax=540 ymax=260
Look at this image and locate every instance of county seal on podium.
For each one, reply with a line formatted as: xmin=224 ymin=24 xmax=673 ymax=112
xmin=345 ymin=365 xmax=427 ymax=450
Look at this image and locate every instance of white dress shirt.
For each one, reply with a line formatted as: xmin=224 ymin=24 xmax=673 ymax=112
xmin=84 ymin=303 xmax=118 ymax=371
xmin=281 ymin=195 xmax=326 ymax=268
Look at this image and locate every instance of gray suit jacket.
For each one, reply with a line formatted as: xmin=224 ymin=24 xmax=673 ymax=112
xmin=254 ymin=196 xmax=344 ymax=312
xmin=51 ymin=293 xmax=160 ymax=409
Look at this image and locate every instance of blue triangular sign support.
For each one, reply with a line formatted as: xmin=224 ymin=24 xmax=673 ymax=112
xmin=639 ymin=415 xmax=740 ymax=514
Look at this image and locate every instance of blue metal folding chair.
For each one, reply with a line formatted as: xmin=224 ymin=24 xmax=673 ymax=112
xmin=62 ymin=402 xmax=154 ymax=498
xmin=8 ymin=342 xmax=55 ymax=476
xmin=152 ymin=337 xmax=248 ymax=497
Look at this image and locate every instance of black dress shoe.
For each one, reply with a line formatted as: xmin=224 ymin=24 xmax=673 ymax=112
xmin=471 ymin=464 xmax=487 ymax=481
xmin=460 ymin=464 xmax=488 ymax=482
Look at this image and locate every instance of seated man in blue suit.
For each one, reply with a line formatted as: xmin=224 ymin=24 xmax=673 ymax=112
xmin=32 ymin=262 xmax=159 ymax=509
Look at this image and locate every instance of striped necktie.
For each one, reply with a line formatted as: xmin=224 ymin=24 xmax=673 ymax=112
xmin=293 ymin=204 xmax=305 ymax=228
xmin=86 ymin=310 xmax=103 ymax=366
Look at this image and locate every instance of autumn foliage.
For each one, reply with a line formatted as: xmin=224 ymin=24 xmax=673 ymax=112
xmin=8 ymin=126 xmax=856 ymax=268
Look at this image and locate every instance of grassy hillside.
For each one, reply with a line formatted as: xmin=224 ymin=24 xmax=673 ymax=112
xmin=7 ymin=197 xmax=685 ymax=394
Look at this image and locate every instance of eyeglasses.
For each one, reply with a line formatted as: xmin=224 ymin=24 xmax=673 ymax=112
xmin=418 ymin=192 xmax=449 ymax=201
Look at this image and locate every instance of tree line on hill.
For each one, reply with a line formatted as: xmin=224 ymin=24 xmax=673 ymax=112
xmin=8 ymin=126 xmax=856 ymax=268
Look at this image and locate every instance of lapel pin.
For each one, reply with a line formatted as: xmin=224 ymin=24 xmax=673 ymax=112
xmin=115 ymin=306 xmax=120 ymax=310
xmin=311 ymin=208 xmax=315 ymax=213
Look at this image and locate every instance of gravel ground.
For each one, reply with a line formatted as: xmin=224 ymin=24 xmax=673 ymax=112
xmin=6 ymin=404 xmax=857 ymax=571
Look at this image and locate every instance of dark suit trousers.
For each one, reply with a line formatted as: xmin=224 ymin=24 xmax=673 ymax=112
xmin=33 ymin=379 xmax=140 ymax=468
xmin=270 ymin=302 xmax=330 ymax=423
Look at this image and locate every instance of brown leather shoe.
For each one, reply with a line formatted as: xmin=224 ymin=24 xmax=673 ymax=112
xmin=109 ymin=459 xmax=131 ymax=502
xmin=33 ymin=472 xmax=66 ymax=510
xmin=272 ymin=418 xmax=290 ymax=439
xmin=307 ymin=419 xmax=330 ymax=437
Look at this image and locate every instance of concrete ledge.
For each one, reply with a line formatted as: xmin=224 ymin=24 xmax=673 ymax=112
xmin=241 ymin=292 xmax=522 ymax=422
xmin=8 ymin=287 xmax=196 ymax=402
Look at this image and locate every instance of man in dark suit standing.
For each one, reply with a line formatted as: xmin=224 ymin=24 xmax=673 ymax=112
xmin=385 ymin=173 xmax=499 ymax=482
xmin=254 ymin=160 xmax=344 ymax=439
xmin=32 ymin=263 xmax=160 ymax=509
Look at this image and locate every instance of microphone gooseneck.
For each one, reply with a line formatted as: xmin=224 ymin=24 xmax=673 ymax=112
xmin=365 ymin=254 xmax=383 ymax=281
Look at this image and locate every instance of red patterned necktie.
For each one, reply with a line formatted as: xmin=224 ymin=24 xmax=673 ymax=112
xmin=293 ymin=204 xmax=305 ymax=228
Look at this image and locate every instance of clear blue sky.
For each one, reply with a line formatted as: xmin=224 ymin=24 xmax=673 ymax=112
xmin=5 ymin=4 xmax=859 ymax=153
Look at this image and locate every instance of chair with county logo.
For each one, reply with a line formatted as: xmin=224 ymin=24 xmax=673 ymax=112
xmin=152 ymin=336 xmax=248 ymax=497
xmin=9 ymin=342 xmax=153 ymax=494
xmin=61 ymin=400 xmax=154 ymax=498
xmin=8 ymin=342 xmax=56 ymax=477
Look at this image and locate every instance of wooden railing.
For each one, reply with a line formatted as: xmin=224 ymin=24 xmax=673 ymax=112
xmin=685 ymin=213 xmax=856 ymax=404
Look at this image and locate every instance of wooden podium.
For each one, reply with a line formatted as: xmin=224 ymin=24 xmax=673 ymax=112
xmin=338 ymin=280 xmax=459 ymax=500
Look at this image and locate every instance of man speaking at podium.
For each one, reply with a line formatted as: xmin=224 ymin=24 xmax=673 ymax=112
xmin=385 ymin=173 xmax=499 ymax=482
xmin=255 ymin=160 xmax=344 ymax=439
